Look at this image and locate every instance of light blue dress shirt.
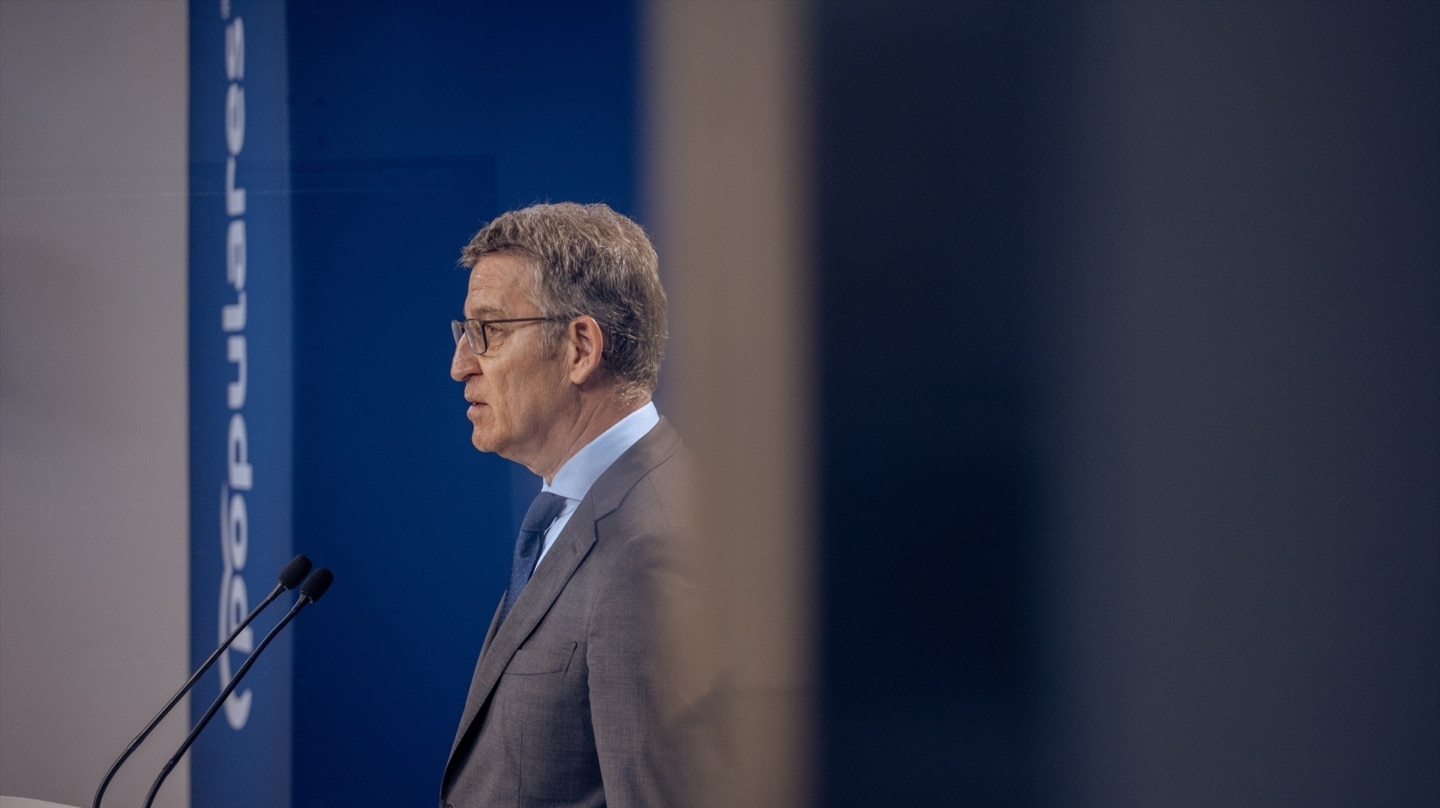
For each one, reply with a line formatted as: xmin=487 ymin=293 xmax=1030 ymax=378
xmin=534 ymin=402 xmax=660 ymax=567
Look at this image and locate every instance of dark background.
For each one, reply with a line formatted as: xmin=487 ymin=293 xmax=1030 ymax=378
xmin=815 ymin=3 xmax=1062 ymax=804
xmin=814 ymin=2 xmax=1437 ymax=807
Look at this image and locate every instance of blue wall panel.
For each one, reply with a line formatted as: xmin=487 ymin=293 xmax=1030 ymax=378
xmin=284 ymin=3 xmax=638 ymax=805
xmin=188 ymin=1 xmax=294 ymax=806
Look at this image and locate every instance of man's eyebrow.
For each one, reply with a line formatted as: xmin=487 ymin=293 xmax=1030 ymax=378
xmin=464 ymin=304 xmax=503 ymax=318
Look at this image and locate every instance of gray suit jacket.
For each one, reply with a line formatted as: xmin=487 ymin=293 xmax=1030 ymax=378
xmin=440 ymin=418 xmax=695 ymax=808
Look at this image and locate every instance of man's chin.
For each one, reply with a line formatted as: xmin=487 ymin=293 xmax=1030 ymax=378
xmin=470 ymin=428 xmax=498 ymax=454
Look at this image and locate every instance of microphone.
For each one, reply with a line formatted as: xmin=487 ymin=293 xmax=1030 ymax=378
xmin=91 ymin=554 xmax=313 ymax=808
xmin=142 ymin=567 xmax=335 ymax=808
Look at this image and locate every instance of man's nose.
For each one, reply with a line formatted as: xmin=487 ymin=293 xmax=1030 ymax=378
xmin=450 ymin=336 xmax=477 ymax=382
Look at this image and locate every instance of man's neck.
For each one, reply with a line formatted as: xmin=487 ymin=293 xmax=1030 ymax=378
xmin=530 ymin=394 xmax=649 ymax=484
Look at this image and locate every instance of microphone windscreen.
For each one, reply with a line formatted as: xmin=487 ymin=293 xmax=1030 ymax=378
xmin=298 ymin=568 xmax=334 ymax=602
xmin=278 ymin=555 xmax=313 ymax=589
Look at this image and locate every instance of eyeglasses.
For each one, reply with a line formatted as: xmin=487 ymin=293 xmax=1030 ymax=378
xmin=451 ymin=317 xmax=563 ymax=356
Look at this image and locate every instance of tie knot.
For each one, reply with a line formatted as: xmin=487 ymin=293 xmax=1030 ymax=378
xmin=521 ymin=492 xmax=569 ymax=535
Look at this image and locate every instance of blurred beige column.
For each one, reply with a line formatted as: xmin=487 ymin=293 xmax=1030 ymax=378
xmin=0 ymin=2 xmax=189 ymax=807
xmin=645 ymin=2 xmax=816 ymax=807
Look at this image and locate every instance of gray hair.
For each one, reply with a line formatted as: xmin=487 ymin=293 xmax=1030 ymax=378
xmin=461 ymin=202 xmax=667 ymax=400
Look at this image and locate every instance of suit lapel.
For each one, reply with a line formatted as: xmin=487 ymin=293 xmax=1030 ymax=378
xmin=447 ymin=496 xmax=598 ymax=760
xmin=443 ymin=419 xmax=683 ymax=771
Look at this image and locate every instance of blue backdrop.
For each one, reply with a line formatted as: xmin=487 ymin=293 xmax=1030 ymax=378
xmin=190 ymin=1 xmax=639 ymax=806
xmin=284 ymin=3 xmax=637 ymax=807
xmin=188 ymin=1 xmax=295 ymax=806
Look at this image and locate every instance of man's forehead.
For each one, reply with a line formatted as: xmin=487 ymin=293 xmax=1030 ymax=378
xmin=464 ymin=252 xmax=535 ymax=314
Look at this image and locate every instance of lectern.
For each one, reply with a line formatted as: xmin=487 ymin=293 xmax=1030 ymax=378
xmin=0 ymin=797 xmax=81 ymax=808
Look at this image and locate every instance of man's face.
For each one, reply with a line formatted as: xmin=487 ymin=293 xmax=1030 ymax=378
xmin=450 ymin=252 xmax=573 ymax=471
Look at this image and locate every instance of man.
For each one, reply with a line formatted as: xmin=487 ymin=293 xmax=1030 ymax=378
xmin=441 ymin=202 xmax=695 ymax=808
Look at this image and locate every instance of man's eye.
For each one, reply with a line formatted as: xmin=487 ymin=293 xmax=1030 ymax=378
xmin=483 ymin=323 xmax=504 ymax=340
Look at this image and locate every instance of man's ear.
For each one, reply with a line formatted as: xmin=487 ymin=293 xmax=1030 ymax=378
xmin=566 ymin=316 xmax=605 ymax=385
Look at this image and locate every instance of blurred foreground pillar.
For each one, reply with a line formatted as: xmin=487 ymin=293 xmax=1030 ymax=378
xmin=644 ymin=2 xmax=816 ymax=807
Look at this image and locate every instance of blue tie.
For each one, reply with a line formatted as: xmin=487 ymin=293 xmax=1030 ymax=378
xmin=500 ymin=492 xmax=568 ymax=623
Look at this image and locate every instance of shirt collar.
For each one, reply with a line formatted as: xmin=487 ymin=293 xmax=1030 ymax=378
xmin=542 ymin=402 xmax=660 ymax=503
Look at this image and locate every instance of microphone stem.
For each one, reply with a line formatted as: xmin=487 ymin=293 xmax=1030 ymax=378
xmin=141 ymin=594 xmax=313 ymax=808
xmin=91 ymin=580 xmax=287 ymax=808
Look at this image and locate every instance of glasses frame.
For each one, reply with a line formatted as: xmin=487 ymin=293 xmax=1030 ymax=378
xmin=451 ymin=316 xmax=566 ymax=356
